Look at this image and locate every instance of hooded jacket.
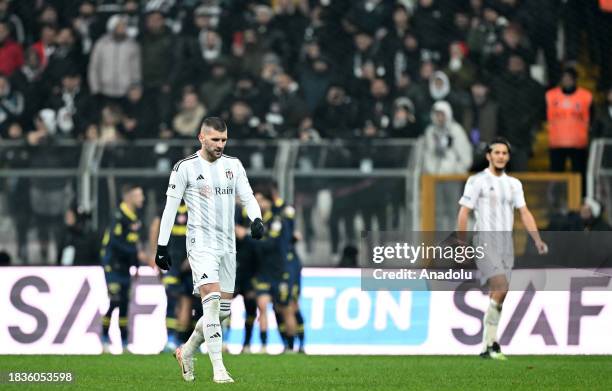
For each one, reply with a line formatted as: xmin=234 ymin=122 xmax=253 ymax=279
xmin=88 ymin=15 xmax=141 ymax=97
xmin=423 ymin=101 xmax=473 ymax=174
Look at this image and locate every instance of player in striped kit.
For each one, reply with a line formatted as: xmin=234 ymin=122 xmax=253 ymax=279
xmin=155 ymin=117 xmax=264 ymax=383
xmin=457 ymin=138 xmax=548 ymax=359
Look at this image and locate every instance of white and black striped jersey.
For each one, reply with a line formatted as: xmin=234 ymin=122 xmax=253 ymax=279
xmin=166 ymin=152 xmax=261 ymax=253
xmin=459 ymin=168 xmax=526 ymax=232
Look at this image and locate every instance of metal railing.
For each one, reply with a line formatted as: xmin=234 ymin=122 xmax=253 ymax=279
xmin=587 ymin=138 xmax=612 ymax=223
xmin=0 ymin=138 xmax=420 ymax=266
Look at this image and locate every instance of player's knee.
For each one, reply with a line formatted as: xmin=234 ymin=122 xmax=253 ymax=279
xmin=220 ymin=298 xmax=231 ymax=321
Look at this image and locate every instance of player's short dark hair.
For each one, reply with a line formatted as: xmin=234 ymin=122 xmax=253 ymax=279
xmin=487 ymin=137 xmax=512 ymax=154
xmin=200 ymin=117 xmax=227 ymax=133
xmin=121 ymin=183 xmax=141 ymax=196
xmin=253 ymin=184 xmax=274 ymax=202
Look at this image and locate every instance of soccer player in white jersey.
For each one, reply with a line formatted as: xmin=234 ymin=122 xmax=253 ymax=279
xmin=154 ymin=117 xmax=265 ymax=383
xmin=457 ymin=137 xmax=548 ymax=359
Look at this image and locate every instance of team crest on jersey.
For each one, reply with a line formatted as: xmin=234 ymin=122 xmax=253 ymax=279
xmin=225 ymin=169 xmax=233 ymax=180
xmin=199 ymin=185 xmax=212 ymax=198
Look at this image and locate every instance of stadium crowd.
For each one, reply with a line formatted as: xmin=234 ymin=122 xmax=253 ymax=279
xmin=2 ymin=0 xmax=612 ymax=265
xmin=1 ymin=0 xmax=611 ymax=150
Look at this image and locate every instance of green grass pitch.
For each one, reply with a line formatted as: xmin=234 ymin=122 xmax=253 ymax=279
xmin=1 ymin=354 xmax=611 ymax=390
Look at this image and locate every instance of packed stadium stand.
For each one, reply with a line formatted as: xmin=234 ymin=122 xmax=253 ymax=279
xmin=1 ymin=0 xmax=611 ymax=266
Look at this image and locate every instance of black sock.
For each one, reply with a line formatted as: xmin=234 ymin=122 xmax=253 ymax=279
xmin=244 ymin=297 xmax=257 ymax=347
xmin=274 ymin=308 xmax=287 ymax=346
xmin=296 ymin=309 xmax=305 ymax=346
xmin=260 ymin=330 xmax=268 ymax=346
xmin=287 ymin=335 xmax=295 ymax=350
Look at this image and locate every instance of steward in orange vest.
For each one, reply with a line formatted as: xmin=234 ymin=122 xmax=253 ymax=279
xmin=545 ymin=67 xmax=592 ymax=187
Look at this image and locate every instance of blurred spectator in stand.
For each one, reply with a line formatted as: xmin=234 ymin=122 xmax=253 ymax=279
xmin=347 ymin=29 xmax=384 ymax=87
xmin=313 ymin=84 xmax=359 ymax=138
xmin=1 ymin=122 xmax=30 ymax=262
xmin=462 ymin=79 xmax=498 ymax=170
xmin=198 ymin=60 xmax=233 ymax=116
xmin=172 ymin=88 xmax=207 ymax=138
xmin=380 ymin=4 xmax=413 ymax=59
xmin=88 ymin=14 xmax=141 ymax=104
xmin=0 ymin=0 xmax=24 ymax=44
xmin=546 ymin=67 xmax=592 ymax=189
xmin=490 ymin=23 xmax=534 ymax=75
xmin=451 ymin=8 xmax=471 ymax=42
xmin=124 ymin=0 xmax=141 ymax=39
xmin=226 ymin=100 xmax=261 ymax=139
xmin=423 ymin=100 xmax=472 ymax=230
xmin=273 ymin=0 xmax=309 ymax=73
xmin=71 ymin=0 xmax=102 ymax=56
xmin=0 ymin=75 xmax=24 ymax=134
xmin=232 ymin=27 xmax=267 ymax=78
xmin=253 ymin=4 xmax=290 ymax=66
xmin=359 ymin=78 xmax=393 ymax=133
xmin=122 ymin=83 xmax=159 ymax=139
xmin=345 ymin=0 xmax=392 ymax=41
xmin=423 ymin=100 xmax=472 ymax=174
xmin=491 ymin=54 xmax=544 ymax=171
xmin=32 ymin=24 xmax=57 ymax=71
xmin=443 ymin=41 xmax=476 ymax=92
xmin=44 ymin=27 xmax=85 ymax=89
xmin=389 ymin=96 xmax=421 ymax=138
xmin=388 ymin=31 xmax=421 ymax=86
xmin=264 ymin=72 xmax=308 ymax=137
xmin=297 ymin=116 xmax=321 ymax=142
xmin=0 ymin=20 xmax=23 ymax=77
xmin=140 ymin=9 xmax=177 ymax=122
xmin=519 ymin=0 xmax=560 ymax=86
xmin=298 ymin=41 xmax=333 ymax=113
xmin=57 ymin=206 xmax=100 ymax=266
xmin=412 ymin=0 xmax=448 ymax=64
xmin=95 ymin=104 xmax=125 ymax=143
xmin=467 ymin=1 xmax=507 ymax=75
xmin=43 ymin=68 xmax=93 ymax=140
xmin=10 ymin=47 xmax=44 ymax=128
xmin=425 ymin=70 xmax=468 ymax=123
xmin=221 ymin=73 xmax=269 ymax=119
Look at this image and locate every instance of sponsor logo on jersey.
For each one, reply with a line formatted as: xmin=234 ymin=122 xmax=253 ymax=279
xmin=215 ymin=187 xmax=233 ymax=195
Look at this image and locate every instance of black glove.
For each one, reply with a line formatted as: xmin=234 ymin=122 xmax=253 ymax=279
xmin=250 ymin=218 xmax=264 ymax=240
xmin=155 ymin=245 xmax=172 ymax=270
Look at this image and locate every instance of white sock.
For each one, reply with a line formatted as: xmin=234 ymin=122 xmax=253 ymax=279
xmin=202 ymin=292 xmax=224 ymax=372
xmin=220 ymin=298 xmax=231 ymax=322
xmin=483 ymin=299 xmax=502 ymax=350
xmin=182 ymin=317 xmax=204 ymax=356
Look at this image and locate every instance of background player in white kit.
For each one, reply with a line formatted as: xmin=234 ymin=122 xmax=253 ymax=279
xmin=154 ymin=117 xmax=264 ymax=383
xmin=456 ymin=138 xmax=548 ymax=360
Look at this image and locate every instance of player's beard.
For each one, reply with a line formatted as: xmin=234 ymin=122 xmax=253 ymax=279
xmin=203 ymin=143 xmax=223 ymax=161
xmin=492 ymin=162 xmax=506 ymax=174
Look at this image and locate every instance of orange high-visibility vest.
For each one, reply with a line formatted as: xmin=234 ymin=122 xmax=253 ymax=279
xmin=600 ymin=0 xmax=612 ymax=12
xmin=546 ymin=87 xmax=592 ymax=149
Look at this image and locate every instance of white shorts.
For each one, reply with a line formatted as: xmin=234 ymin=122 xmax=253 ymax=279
xmin=473 ymin=232 xmax=514 ymax=284
xmin=475 ymin=253 xmax=514 ymax=285
xmin=188 ymin=247 xmax=236 ymax=296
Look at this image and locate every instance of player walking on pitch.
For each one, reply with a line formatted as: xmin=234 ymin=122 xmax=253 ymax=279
xmin=155 ymin=117 xmax=264 ymax=382
xmin=456 ymin=138 xmax=548 ymax=359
